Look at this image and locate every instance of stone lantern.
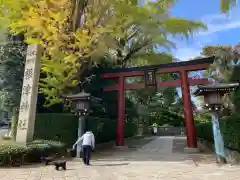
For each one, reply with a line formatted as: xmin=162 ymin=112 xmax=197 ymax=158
xmin=194 ymin=83 xmax=239 ymax=111
xmin=64 ymin=91 xmax=101 ymax=157
xmin=194 ymin=83 xmax=239 ymax=164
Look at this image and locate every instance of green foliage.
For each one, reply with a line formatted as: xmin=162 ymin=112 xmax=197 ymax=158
xmin=195 ymin=115 xmax=213 ymax=142
xmin=2 ymin=135 xmax=12 ymax=141
xmin=87 ymin=118 xmax=116 ymax=144
xmin=0 ymin=35 xmax=26 ymax=138
xmin=0 ymin=34 xmax=26 ymax=110
xmin=87 ymin=117 xmax=137 ymax=143
xmin=221 ymin=114 xmax=240 ymax=151
xmin=170 ymin=97 xmax=185 ymax=115
xmin=125 ymin=98 xmax=139 ymax=121
xmin=233 ymin=88 xmax=240 ymax=111
xmin=34 ymin=113 xmax=138 ymax=146
xmin=196 ymin=45 xmax=240 ymax=152
xmin=220 ymin=0 xmax=237 ymax=13
xmin=0 ymin=91 xmax=7 ymax=113
xmin=146 ymin=88 xmax=185 ymax=126
xmin=196 ymin=121 xmax=213 ymax=142
xmin=201 ymin=45 xmax=239 ymax=82
xmin=34 ymin=113 xmax=78 ymax=147
xmin=200 ymin=45 xmax=239 ymax=111
xmin=0 ymin=0 xmax=206 ymax=106
xmin=150 ymin=109 xmax=184 ymax=127
xmin=195 ymin=113 xmax=240 ymax=152
xmin=127 ymin=87 xmax=182 ymax=125
xmin=0 ymin=139 xmax=65 ymax=166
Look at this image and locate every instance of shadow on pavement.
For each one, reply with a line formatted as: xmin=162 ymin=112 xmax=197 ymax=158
xmin=91 ymin=163 xmax=129 ymax=167
xmin=92 ymin=136 xmax=216 ymax=164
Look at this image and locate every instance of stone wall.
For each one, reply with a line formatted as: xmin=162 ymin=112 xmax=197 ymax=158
xmin=156 ymin=127 xmax=185 ymax=136
xmin=198 ymin=138 xmax=240 ymax=165
xmin=143 ymin=126 xmax=185 ymax=136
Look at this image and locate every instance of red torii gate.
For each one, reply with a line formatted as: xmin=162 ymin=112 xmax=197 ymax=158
xmin=101 ymin=57 xmax=214 ymax=149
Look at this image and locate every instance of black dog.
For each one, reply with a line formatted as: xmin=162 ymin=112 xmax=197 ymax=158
xmin=53 ymin=159 xmax=67 ymax=171
xmin=41 ymin=156 xmax=55 ymax=165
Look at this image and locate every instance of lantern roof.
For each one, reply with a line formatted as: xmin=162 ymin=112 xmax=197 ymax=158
xmin=63 ymin=91 xmax=101 ymax=103
xmin=194 ymin=83 xmax=239 ymax=96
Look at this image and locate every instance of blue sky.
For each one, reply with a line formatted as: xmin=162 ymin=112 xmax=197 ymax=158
xmin=169 ymin=0 xmax=240 ymax=60
xmin=166 ymin=0 xmax=240 ymax=105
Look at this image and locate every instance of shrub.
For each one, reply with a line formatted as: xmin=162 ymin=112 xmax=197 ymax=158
xmin=2 ymin=135 xmax=12 ymax=141
xmin=221 ymin=115 xmax=240 ymax=151
xmin=34 ymin=114 xmax=138 ymax=146
xmin=195 ymin=121 xmax=213 ymax=142
xmin=34 ymin=113 xmax=78 ymax=147
xmin=87 ymin=117 xmax=138 ymax=143
xmin=0 ymin=139 xmax=65 ymax=166
xmin=125 ymin=121 xmax=138 ymax=138
xmin=87 ymin=117 xmax=116 ymax=143
xmin=195 ymin=113 xmax=240 ymax=152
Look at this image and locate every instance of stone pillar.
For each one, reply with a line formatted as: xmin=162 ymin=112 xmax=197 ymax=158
xmin=76 ymin=116 xmax=84 ymax=157
xmin=211 ymin=111 xmax=227 ymax=164
xmin=16 ymin=44 xmax=42 ymax=144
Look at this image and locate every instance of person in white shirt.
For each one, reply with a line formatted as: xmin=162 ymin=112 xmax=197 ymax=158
xmin=73 ymin=129 xmax=95 ymax=165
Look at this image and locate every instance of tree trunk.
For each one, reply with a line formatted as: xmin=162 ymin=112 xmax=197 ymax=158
xmin=10 ymin=107 xmax=18 ymax=140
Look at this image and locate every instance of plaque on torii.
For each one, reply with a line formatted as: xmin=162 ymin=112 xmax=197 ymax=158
xmin=144 ymin=69 xmax=157 ymax=88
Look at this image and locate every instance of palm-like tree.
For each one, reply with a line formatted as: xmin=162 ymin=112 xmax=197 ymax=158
xmin=220 ymin=0 xmax=237 ymax=13
xmin=0 ymin=0 xmax=208 ymax=105
xmin=201 ymin=45 xmax=240 ymax=82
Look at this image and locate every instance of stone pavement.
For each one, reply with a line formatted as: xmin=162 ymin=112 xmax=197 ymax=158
xmin=1 ymin=136 xmax=240 ymax=180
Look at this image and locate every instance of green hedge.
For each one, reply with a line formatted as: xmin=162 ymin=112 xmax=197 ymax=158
xmin=34 ymin=114 xmax=78 ymax=147
xmin=0 ymin=140 xmax=65 ymax=166
xmin=196 ymin=121 xmax=213 ymax=142
xmin=34 ymin=114 xmax=138 ymax=147
xmin=150 ymin=110 xmax=185 ymax=127
xmin=221 ymin=115 xmax=240 ymax=151
xmin=87 ymin=117 xmax=137 ymax=143
xmin=195 ymin=114 xmax=240 ymax=152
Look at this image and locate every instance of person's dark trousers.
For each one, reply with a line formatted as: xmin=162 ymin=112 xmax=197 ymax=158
xmin=82 ymin=145 xmax=92 ymax=165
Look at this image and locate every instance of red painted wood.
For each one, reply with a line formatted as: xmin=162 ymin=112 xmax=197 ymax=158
xmin=116 ymin=75 xmax=125 ymax=146
xmin=157 ymin=64 xmax=209 ymax=74
xmin=188 ymin=78 xmax=210 ymax=85
xmin=103 ymin=85 xmax=119 ymax=91
xmin=101 ymin=63 xmax=210 ymax=79
xmin=180 ymin=70 xmax=197 ymax=148
xmin=103 ymin=78 xmax=210 ymax=91
xmin=102 ymin=73 xmax=120 ymax=78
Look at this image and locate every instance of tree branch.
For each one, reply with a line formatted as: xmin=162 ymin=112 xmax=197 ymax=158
xmin=122 ymin=40 xmax=151 ymax=65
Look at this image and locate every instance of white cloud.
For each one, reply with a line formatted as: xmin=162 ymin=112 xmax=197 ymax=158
xmin=175 ymin=47 xmax=201 ymax=61
xmin=174 ymin=8 xmax=240 ymax=61
xmin=201 ymin=14 xmax=227 ymax=23
xmin=199 ymin=8 xmax=240 ymax=35
xmin=174 ymin=36 xmax=216 ymax=61
xmin=199 ymin=20 xmax=240 ymax=36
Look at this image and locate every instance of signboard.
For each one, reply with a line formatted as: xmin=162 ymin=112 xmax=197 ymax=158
xmin=16 ymin=44 xmax=42 ymax=143
xmin=144 ymin=69 xmax=157 ymax=88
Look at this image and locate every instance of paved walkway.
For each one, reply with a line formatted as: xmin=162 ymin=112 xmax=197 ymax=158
xmin=1 ymin=136 xmax=240 ymax=180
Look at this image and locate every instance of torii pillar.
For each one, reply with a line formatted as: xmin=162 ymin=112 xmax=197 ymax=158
xmin=180 ymin=70 xmax=198 ymax=152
